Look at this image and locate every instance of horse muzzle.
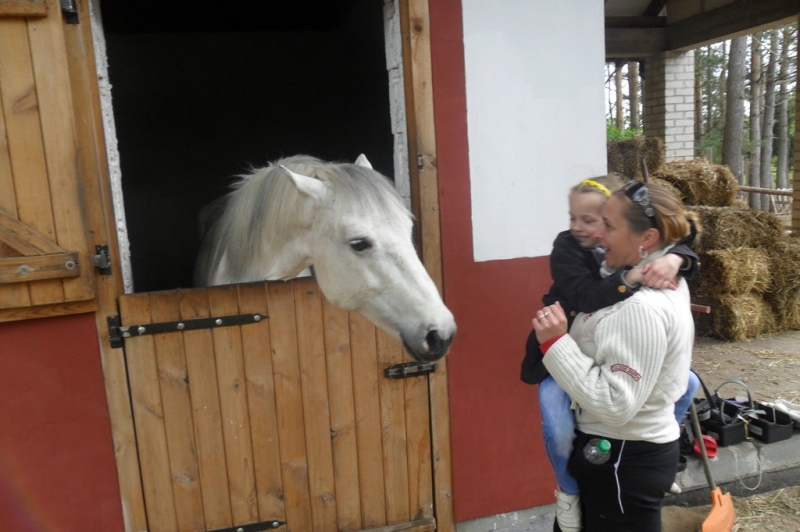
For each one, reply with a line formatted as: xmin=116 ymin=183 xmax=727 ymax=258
xmin=402 ymin=328 xmax=455 ymax=362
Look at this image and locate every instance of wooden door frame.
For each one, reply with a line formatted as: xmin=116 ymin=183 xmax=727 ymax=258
xmin=399 ymin=1 xmax=455 ymax=531
xmin=72 ymin=0 xmax=454 ymax=530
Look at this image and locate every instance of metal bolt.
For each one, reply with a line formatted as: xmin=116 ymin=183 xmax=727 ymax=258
xmin=253 ymin=314 xmax=261 ymax=322
xmin=432 ymin=205 xmax=438 ymax=211
xmin=65 ymin=260 xmax=76 ymax=269
xmin=138 ymin=326 xmax=146 ymax=334
xmin=215 ymin=318 xmax=223 ymax=326
xmin=18 ymin=265 xmax=30 ymax=274
xmin=176 ymin=323 xmax=185 ymax=330
xmin=237 ymin=528 xmax=244 ymax=532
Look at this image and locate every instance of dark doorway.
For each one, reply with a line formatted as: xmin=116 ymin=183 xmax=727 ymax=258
xmin=101 ymin=0 xmax=394 ymax=292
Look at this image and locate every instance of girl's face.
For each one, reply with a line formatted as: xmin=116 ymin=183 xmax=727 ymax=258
xmin=568 ymin=191 xmax=606 ymax=249
xmin=596 ymin=195 xmax=646 ymax=269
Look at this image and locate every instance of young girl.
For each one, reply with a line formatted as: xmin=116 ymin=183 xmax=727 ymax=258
xmin=521 ymin=176 xmax=699 ymax=532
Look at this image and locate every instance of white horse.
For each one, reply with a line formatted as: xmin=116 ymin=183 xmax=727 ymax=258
xmin=194 ymin=154 xmax=456 ymax=361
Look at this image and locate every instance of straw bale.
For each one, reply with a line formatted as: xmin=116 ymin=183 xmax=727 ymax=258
xmin=690 ymin=206 xmax=785 ymax=252
xmin=651 ymin=159 xmax=739 ymax=207
xmin=607 ymin=137 xmax=665 ymax=180
xmin=764 ymin=237 xmax=800 ymax=329
xmin=693 ymin=292 xmax=777 ymax=342
xmin=695 ymin=248 xmax=771 ymax=295
xmin=648 ymin=177 xmax=684 ymax=202
xmin=766 ymin=235 xmax=800 ymax=293
xmin=765 ymin=288 xmax=800 ymax=330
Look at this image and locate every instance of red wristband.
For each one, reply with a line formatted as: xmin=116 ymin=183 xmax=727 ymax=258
xmin=540 ymin=333 xmax=566 ymax=354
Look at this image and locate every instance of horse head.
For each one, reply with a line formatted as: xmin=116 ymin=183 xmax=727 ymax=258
xmin=195 ymin=155 xmax=456 ymax=362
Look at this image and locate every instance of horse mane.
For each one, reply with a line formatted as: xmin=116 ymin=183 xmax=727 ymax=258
xmin=197 ymin=154 xmax=411 ymax=284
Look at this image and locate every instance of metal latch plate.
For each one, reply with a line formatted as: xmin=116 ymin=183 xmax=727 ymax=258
xmin=384 ymin=361 xmax=438 ymax=379
xmin=207 ymin=520 xmax=285 ymax=532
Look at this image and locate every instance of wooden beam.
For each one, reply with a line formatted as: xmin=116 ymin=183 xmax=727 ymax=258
xmin=605 ymin=16 xmax=666 ymax=28
xmin=667 ymin=0 xmax=800 ymax=50
xmin=0 ymin=0 xmax=47 ymax=17
xmin=644 ymin=0 xmax=668 ymax=16
xmin=0 ymin=252 xmax=80 ymax=283
xmin=0 ymin=207 xmax=65 ymax=255
xmin=605 ymin=27 xmax=666 ymax=58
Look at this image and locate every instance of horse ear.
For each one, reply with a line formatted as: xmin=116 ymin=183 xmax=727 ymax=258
xmin=280 ymin=165 xmax=328 ymax=201
xmin=354 ymin=154 xmax=373 ymax=169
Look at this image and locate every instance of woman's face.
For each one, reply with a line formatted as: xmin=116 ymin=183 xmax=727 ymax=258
xmin=568 ymin=191 xmax=606 ymax=249
xmin=597 ymin=195 xmax=646 ymax=269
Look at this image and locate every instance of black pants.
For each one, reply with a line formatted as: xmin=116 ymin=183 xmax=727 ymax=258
xmin=568 ymin=431 xmax=679 ymax=532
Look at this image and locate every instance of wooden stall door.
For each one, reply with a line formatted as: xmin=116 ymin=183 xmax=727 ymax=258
xmin=0 ymin=0 xmax=98 ymax=320
xmin=118 ymin=278 xmax=436 ymax=532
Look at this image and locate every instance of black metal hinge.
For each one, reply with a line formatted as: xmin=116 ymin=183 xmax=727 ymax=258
xmin=384 ymin=361 xmax=438 ymax=379
xmin=60 ymin=0 xmax=79 ymax=24
xmin=92 ymin=244 xmax=112 ymax=275
xmin=108 ymin=313 xmax=267 ymax=349
xmin=207 ymin=520 xmax=285 ymax=532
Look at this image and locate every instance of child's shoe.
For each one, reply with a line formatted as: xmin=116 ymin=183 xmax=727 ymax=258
xmin=554 ymin=489 xmax=582 ymax=531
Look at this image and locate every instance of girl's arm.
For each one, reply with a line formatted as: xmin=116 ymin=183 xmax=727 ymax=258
xmin=640 ymin=244 xmax=700 ymax=289
xmin=549 ymin=232 xmax=637 ymax=314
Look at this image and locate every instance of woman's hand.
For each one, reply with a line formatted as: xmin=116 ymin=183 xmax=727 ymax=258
xmin=641 ymin=254 xmax=681 ymax=290
xmin=532 ymin=301 xmax=568 ymax=345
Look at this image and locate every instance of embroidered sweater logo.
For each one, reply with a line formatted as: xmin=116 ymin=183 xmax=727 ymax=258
xmin=610 ymin=364 xmax=641 ymax=381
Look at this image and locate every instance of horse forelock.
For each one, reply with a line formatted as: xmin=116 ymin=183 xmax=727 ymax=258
xmin=204 ymin=155 xmax=410 ymax=283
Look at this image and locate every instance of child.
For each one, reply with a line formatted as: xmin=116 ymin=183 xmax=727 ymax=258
xmin=521 ymin=176 xmax=700 ymax=532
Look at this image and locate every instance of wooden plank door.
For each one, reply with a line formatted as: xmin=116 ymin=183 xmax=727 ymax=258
xmin=118 ymin=278 xmax=436 ymax=532
xmin=0 ymin=0 xmax=98 ymax=319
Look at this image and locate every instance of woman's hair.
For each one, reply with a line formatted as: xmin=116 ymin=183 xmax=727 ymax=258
xmin=570 ymin=174 xmax=624 ymax=199
xmin=614 ymin=181 xmax=702 ymax=246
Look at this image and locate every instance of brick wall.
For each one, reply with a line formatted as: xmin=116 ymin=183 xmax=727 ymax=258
xmin=643 ymin=51 xmax=695 ymax=161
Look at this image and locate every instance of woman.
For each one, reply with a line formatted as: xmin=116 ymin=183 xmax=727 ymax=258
xmin=531 ymin=181 xmax=701 ymax=532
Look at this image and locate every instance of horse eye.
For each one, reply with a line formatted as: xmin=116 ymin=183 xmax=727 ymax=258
xmin=349 ymin=239 xmax=373 ymax=252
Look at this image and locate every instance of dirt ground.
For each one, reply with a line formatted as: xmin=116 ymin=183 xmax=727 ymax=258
xmin=662 ymin=330 xmax=800 ymax=531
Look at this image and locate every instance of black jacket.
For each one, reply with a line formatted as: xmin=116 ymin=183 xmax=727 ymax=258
xmin=521 ymin=230 xmax=698 ymax=384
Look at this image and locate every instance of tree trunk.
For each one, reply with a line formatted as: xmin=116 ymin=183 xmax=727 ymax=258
xmin=760 ymin=30 xmax=778 ymax=211
xmin=706 ymin=46 xmax=715 ymax=134
xmin=748 ymin=34 xmax=763 ymax=210
xmin=722 ymin=36 xmax=747 ymax=184
xmin=776 ymin=26 xmax=791 ymax=190
xmin=615 ymin=62 xmax=625 ymax=131
xmin=629 ymin=61 xmax=640 ymax=131
xmin=694 ymin=67 xmax=703 ymax=152
xmin=720 ymin=40 xmax=727 ymax=126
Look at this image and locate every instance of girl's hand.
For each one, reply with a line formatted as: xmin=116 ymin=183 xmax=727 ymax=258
xmin=532 ymin=301 xmax=568 ymax=345
xmin=641 ymin=254 xmax=681 ymax=290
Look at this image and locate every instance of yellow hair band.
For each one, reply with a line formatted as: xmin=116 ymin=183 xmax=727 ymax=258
xmin=579 ymin=179 xmax=611 ymax=198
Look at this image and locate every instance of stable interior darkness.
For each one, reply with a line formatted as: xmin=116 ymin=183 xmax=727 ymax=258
xmin=101 ymin=0 xmax=394 ymax=292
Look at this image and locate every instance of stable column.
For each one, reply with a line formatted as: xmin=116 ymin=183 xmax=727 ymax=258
xmin=643 ymin=51 xmax=695 ymax=161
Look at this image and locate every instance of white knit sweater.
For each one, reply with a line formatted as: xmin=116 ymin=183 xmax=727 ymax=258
xmin=542 ymin=249 xmax=694 ymax=443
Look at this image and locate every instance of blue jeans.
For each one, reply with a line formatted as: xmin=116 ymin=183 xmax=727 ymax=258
xmin=674 ymin=370 xmax=700 ymax=421
xmin=540 ymin=370 xmax=700 ymax=496
xmin=539 ymin=376 xmax=579 ymax=494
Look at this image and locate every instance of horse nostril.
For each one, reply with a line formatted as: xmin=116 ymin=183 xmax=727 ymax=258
xmin=425 ymin=330 xmax=445 ymax=353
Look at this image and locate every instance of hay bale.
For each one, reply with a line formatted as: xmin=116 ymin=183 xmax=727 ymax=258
xmin=651 ymin=159 xmax=739 ymax=207
xmin=693 ymin=292 xmax=777 ymax=342
xmin=691 ymin=206 xmax=785 ymax=251
xmin=695 ymin=248 xmax=771 ymax=294
xmin=765 ymin=288 xmax=800 ymax=330
xmin=607 ymin=137 xmax=665 ymax=180
xmin=649 ymin=177 xmax=685 ymax=203
xmin=765 ymin=237 xmax=800 ymax=329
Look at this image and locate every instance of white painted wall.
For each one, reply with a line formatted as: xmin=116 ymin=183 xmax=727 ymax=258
xmin=462 ymin=0 xmax=607 ymax=261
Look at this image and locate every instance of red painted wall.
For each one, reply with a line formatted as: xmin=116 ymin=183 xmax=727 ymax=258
xmin=429 ymin=0 xmax=559 ymax=522
xmin=0 ymin=313 xmax=125 ymax=531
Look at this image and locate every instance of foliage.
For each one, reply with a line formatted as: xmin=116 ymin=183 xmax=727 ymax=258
xmin=605 ymin=22 xmax=797 ymax=193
